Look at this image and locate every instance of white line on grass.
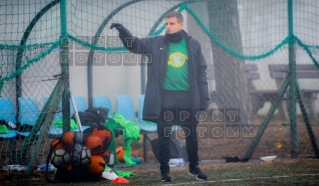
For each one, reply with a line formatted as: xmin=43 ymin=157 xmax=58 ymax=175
xmin=163 ymin=173 xmax=319 ymax=185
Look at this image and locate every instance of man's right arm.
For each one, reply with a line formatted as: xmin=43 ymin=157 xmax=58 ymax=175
xmin=110 ymin=23 xmax=153 ymax=54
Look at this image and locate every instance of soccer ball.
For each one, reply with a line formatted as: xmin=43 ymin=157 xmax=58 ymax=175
xmin=51 ymin=148 xmax=71 ymax=168
xmin=51 ymin=139 xmax=63 ymax=150
xmin=84 ymin=135 xmax=104 ymax=155
xmin=61 ymin=131 xmax=75 ymax=151
xmin=86 ymin=155 xmax=105 ymax=175
xmin=100 ymin=150 xmax=110 ymax=164
xmin=116 ymin=146 xmax=125 ymax=162
xmin=80 ymin=146 xmax=91 ymax=166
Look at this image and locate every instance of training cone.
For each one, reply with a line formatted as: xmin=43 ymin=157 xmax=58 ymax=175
xmin=102 ymin=170 xmax=119 ymax=180
xmin=112 ymin=177 xmax=130 ymax=184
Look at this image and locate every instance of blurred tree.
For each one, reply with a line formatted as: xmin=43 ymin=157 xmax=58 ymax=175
xmin=208 ymin=0 xmax=253 ymax=124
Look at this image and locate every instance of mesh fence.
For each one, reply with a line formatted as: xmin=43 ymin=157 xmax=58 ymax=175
xmin=0 ymin=0 xmax=319 ymax=172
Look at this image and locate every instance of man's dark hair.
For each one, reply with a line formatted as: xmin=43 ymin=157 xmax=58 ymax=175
xmin=165 ymin=12 xmax=184 ymax=23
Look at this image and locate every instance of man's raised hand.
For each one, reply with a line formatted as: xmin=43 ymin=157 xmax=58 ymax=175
xmin=110 ymin=23 xmax=126 ymax=33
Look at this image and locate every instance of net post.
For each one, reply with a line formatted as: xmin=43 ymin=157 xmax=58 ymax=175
xmin=244 ymin=78 xmax=289 ymax=159
xmin=296 ymin=84 xmax=319 ymax=157
xmin=25 ymin=79 xmax=66 ymax=175
xmin=288 ymin=0 xmax=298 ymax=158
xmin=60 ymin=0 xmax=71 ymax=133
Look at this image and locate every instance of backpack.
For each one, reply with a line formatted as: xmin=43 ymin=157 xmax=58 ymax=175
xmin=71 ymin=107 xmax=109 ymax=126
xmin=151 ymin=138 xmax=188 ymax=162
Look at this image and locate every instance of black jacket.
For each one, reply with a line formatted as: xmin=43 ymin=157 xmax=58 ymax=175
xmin=119 ymin=29 xmax=210 ymax=123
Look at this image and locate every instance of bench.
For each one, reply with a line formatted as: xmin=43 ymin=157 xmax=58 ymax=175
xmin=209 ymin=64 xmax=319 ymax=121
xmin=239 ymin=64 xmax=283 ymax=117
xmin=268 ymin=64 xmax=319 ymax=121
xmin=209 ymin=64 xmax=271 ymax=116
xmin=246 ymin=64 xmax=287 ymax=118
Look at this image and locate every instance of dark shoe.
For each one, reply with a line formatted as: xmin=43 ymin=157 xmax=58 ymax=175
xmin=189 ymin=166 xmax=208 ymax=180
xmin=161 ymin=172 xmax=172 ymax=182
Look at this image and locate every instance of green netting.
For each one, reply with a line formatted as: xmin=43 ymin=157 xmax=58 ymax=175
xmin=0 ymin=0 xmax=319 ymax=176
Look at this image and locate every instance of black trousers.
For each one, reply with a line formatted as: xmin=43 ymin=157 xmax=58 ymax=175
xmin=157 ymin=90 xmax=199 ymax=173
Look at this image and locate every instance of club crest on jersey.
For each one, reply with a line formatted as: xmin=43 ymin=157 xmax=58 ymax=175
xmin=168 ymin=52 xmax=188 ymax=68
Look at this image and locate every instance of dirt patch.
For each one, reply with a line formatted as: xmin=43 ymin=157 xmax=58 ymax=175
xmin=127 ymin=119 xmax=319 ymax=163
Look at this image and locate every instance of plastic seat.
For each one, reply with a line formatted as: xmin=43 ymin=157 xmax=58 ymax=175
xmin=70 ymin=96 xmax=90 ymax=130
xmin=116 ymin=95 xmax=136 ymax=122
xmin=0 ymin=98 xmax=17 ymax=139
xmin=138 ymin=95 xmax=180 ymax=162
xmin=93 ymin=95 xmax=113 ymax=116
xmin=138 ymin=95 xmax=180 ymax=132
xmin=137 ymin=95 xmax=157 ymax=132
xmin=70 ymin=96 xmax=88 ymax=116
xmin=43 ymin=97 xmax=64 ymax=137
xmin=137 ymin=95 xmax=158 ymax=162
xmin=43 ymin=96 xmax=89 ymax=137
xmin=16 ymin=97 xmax=40 ymax=137
xmin=116 ymin=95 xmax=180 ymax=162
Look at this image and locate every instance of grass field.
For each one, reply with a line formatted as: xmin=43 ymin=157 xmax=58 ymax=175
xmin=108 ymin=158 xmax=319 ymax=186
xmin=1 ymin=118 xmax=318 ymax=185
xmin=1 ymin=158 xmax=319 ymax=185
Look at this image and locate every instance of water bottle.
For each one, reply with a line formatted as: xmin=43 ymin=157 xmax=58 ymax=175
xmin=37 ymin=163 xmax=56 ymax=171
xmin=108 ymin=152 xmax=114 ymax=168
xmin=2 ymin=165 xmax=27 ymax=171
xmin=168 ymin=158 xmax=185 ymax=167
xmin=7 ymin=121 xmax=16 ymax=129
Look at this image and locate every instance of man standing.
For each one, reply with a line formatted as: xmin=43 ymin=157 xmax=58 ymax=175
xmin=110 ymin=11 xmax=210 ymax=182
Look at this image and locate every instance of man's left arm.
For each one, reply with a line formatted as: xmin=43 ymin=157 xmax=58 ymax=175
xmin=197 ymin=45 xmax=211 ymax=110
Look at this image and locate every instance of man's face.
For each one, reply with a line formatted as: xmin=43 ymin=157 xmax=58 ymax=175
xmin=165 ymin=17 xmax=183 ymax=34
